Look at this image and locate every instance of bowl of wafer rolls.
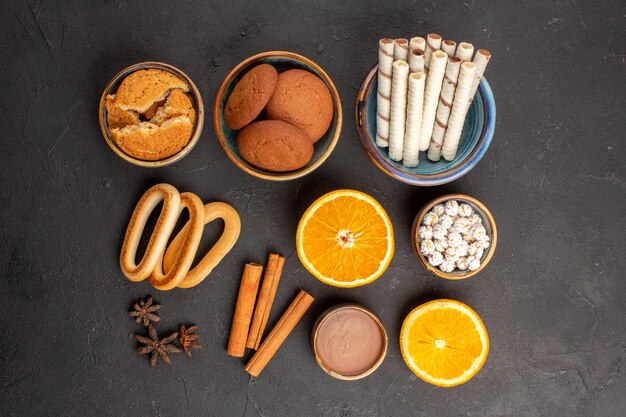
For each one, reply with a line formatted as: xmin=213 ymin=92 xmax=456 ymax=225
xmin=356 ymin=35 xmax=495 ymax=186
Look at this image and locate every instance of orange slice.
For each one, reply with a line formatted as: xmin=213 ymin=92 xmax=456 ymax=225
xmin=296 ymin=189 xmax=394 ymax=288
xmin=400 ymin=299 xmax=489 ymax=387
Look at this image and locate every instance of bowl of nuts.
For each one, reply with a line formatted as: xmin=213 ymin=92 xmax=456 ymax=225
xmin=412 ymin=194 xmax=497 ymax=280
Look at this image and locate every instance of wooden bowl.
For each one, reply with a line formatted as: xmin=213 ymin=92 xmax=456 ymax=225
xmin=412 ymin=194 xmax=497 ymax=280
xmin=213 ymin=51 xmax=342 ymax=181
xmin=99 ymin=62 xmax=204 ymax=167
xmin=356 ymin=66 xmax=496 ymax=186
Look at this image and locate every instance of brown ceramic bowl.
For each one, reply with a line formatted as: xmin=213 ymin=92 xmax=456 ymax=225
xmin=98 ymin=62 xmax=204 ymax=167
xmin=311 ymin=304 xmax=387 ymax=381
xmin=213 ymin=51 xmax=342 ymax=181
xmin=412 ymin=194 xmax=497 ymax=280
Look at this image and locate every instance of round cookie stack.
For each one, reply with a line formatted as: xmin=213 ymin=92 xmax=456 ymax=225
xmin=224 ymin=65 xmax=334 ymax=172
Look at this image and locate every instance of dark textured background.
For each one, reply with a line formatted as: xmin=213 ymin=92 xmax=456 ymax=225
xmin=1 ymin=0 xmax=625 ymax=416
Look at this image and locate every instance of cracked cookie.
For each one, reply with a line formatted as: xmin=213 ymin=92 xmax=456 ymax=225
xmin=105 ymin=69 xmax=196 ymax=161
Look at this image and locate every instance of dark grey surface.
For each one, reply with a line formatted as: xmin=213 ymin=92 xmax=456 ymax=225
xmin=1 ymin=0 xmax=625 ymax=416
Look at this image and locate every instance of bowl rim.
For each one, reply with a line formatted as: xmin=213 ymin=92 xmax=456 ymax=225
xmin=98 ymin=61 xmax=204 ymax=168
xmin=213 ymin=50 xmax=342 ymax=181
xmin=356 ymin=65 xmax=496 ymax=186
xmin=311 ymin=303 xmax=388 ymax=381
xmin=411 ymin=194 xmax=498 ymax=280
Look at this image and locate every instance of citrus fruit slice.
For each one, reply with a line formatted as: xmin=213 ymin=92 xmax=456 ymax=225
xmin=400 ymin=299 xmax=489 ymax=387
xmin=296 ymin=189 xmax=394 ymax=288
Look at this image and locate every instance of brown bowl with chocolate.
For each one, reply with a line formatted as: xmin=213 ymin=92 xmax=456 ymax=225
xmin=311 ymin=304 xmax=387 ymax=380
xmin=99 ymin=62 xmax=204 ymax=167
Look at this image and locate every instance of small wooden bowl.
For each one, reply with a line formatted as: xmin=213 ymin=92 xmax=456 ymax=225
xmin=311 ymin=304 xmax=388 ymax=381
xmin=213 ymin=51 xmax=342 ymax=181
xmin=98 ymin=62 xmax=204 ymax=167
xmin=356 ymin=66 xmax=496 ymax=186
xmin=412 ymin=194 xmax=497 ymax=280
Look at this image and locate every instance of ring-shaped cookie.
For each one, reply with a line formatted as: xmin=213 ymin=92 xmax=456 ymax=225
xmin=148 ymin=192 xmax=205 ymax=291
xmin=163 ymin=202 xmax=241 ymax=288
xmin=119 ymin=184 xmax=181 ymax=282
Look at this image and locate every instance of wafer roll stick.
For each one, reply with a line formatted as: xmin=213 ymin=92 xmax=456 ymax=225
xmin=409 ymin=36 xmax=426 ymax=54
xmin=376 ymin=38 xmax=394 ymax=147
xmin=428 ymin=57 xmax=462 ymax=162
xmin=441 ymin=40 xmax=457 ymax=56
xmin=402 ymin=72 xmax=426 ymax=167
xmin=388 ymin=60 xmax=410 ymax=161
xmin=409 ymin=49 xmax=425 ymax=73
xmin=467 ymin=49 xmax=491 ymax=105
xmin=418 ymin=50 xmax=448 ymax=151
xmin=393 ymin=38 xmax=409 ymax=61
xmin=455 ymin=42 xmax=474 ymax=61
xmin=424 ymin=33 xmax=442 ymax=73
xmin=441 ymin=61 xmax=477 ymax=161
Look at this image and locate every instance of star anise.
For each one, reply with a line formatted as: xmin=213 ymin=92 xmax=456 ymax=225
xmin=178 ymin=325 xmax=201 ymax=357
xmin=136 ymin=324 xmax=181 ymax=368
xmin=129 ymin=296 xmax=161 ymax=327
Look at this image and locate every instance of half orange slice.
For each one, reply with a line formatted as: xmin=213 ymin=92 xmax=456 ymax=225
xmin=296 ymin=189 xmax=394 ymax=288
xmin=400 ymin=299 xmax=489 ymax=387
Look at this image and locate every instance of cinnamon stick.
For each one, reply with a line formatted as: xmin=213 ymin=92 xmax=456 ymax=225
xmin=246 ymin=253 xmax=285 ymax=350
xmin=245 ymin=290 xmax=314 ymax=377
xmin=227 ymin=263 xmax=262 ymax=357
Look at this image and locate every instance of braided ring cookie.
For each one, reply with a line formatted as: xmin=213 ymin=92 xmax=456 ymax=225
xmin=120 ymin=184 xmax=181 ymax=282
xmin=163 ymin=202 xmax=241 ymax=288
xmin=149 ymin=192 xmax=205 ymax=291
xmin=120 ymin=185 xmax=240 ymax=290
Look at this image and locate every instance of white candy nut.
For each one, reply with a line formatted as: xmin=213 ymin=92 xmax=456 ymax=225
xmin=448 ymin=231 xmax=463 ymax=247
xmin=433 ymin=225 xmax=448 ymax=240
xmin=468 ymin=258 xmax=481 ymax=271
xmin=428 ymin=251 xmax=444 ymax=266
xmin=418 ymin=225 xmax=433 ymax=240
xmin=458 ymin=203 xmax=473 ymax=217
xmin=423 ymin=212 xmax=439 ymax=227
xmin=420 ymin=239 xmax=436 ymax=256
xmin=456 ymin=257 xmax=469 ymax=270
xmin=440 ymin=259 xmax=456 ymax=273
xmin=433 ymin=204 xmax=445 ymax=216
xmin=445 ymin=200 xmax=459 ymax=216
xmin=439 ymin=214 xmax=454 ymax=230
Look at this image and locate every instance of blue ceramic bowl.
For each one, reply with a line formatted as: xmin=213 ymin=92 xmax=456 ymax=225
xmin=356 ymin=65 xmax=496 ymax=186
xmin=214 ymin=51 xmax=342 ymax=181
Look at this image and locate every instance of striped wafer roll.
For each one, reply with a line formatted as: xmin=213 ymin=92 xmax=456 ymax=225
xmin=388 ymin=60 xmax=410 ymax=161
xmin=467 ymin=49 xmax=491 ymax=105
xmin=409 ymin=37 xmax=426 ymax=54
xmin=402 ymin=72 xmax=426 ymax=167
xmin=409 ymin=49 xmax=425 ymax=73
xmin=418 ymin=50 xmax=448 ymax=151
xmin=427 ymin=57 xmax=462 ymax=161
xmin=441 ymin=40 xmax=457 ymax=56
xmin=393 ymin=38 xmax=409 ymax=61
xmin=376 ymin=38 xmax=394 ymax=147
xmin=441 ymin=61 xmax=477 ymax=161
xmin=455 ymin=42 xmax=474 ymax=61
xmin=424 ymin=33 xmax=442 ymax=73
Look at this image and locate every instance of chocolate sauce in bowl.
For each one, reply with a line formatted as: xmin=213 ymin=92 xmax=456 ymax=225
xmin=314 ymin=306 xmax=385 ymax=378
